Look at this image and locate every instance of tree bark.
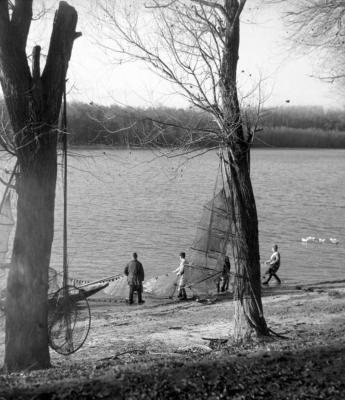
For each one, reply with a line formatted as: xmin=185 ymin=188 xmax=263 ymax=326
xmin=228 ymin=155 xmax=269 ymax=340
xmin=5 ymin=133 xmax=57 ymax=370
xmin=0 ymin=1 xmax=80 ymax=372
xmin=221 ymin=0 xmax=269 ymax=339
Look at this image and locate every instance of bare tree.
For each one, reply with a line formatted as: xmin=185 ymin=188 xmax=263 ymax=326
xmin=95 ymin=0 xmax=270 ymax=340
xmin=276 ymin=0 xmax=345 ymax=86
xmin=0 ymin=0 xmax=80 ymax=372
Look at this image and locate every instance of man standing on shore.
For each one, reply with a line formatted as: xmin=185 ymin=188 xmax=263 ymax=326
xmin=124 ymin=252 xmax=145 ymax=305
xmin=221 ymin=256 xmax=231 ymax=292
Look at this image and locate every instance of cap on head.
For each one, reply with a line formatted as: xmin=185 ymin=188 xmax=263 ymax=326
xmin=133 ymin=252 xmax=138 ymax=259
xmin=180 ymin=252 xmax=186 ymax=259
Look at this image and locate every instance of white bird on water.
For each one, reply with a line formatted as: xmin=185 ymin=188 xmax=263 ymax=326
xmin=301 ymin=237 xmax=339 ymax=244
xmin=301 ymin=236 xmax=316 ymax=243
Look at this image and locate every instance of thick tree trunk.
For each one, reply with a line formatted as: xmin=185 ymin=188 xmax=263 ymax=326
xmin=0 ymin=1 xmax=80 ymax=372
xmin=220 ymin=0 xmax=269 ymax=339
xmin=227 ymin=155 xmax=269 ymax=340
xmin=5 ymin=133 xmax=57 ymax=371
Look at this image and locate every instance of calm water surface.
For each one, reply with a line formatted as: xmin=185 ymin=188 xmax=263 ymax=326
xmin=46 ymin=148 xmax=345 ymax=286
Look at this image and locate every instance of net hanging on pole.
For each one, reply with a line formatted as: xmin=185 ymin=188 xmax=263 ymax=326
xmin=183 ymin=153 xmax=233 ymax=297
xmin=48 ymin=80 xmax=91 ymax=355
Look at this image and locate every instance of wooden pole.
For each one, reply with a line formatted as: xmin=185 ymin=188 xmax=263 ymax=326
xmin=62 ymin=80 xmax=68 ymax=289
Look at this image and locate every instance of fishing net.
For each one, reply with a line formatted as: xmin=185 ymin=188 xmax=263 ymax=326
xmin=144 ymin=271 xmax=179 ymax=298
xmin=0 ymin=193 xmax=15 ymax=304
xmin=48 ymin=267 xmax=60 ymax=295
xmin=48 ymin=285 xmax=91 ymax=355
xmin=0 ymin=193 xmax=14 ymax=263
xmin=184 ymin=189 xmax=231 ymax=297
xmin=102 ymin=275 xmax=129 ymax=298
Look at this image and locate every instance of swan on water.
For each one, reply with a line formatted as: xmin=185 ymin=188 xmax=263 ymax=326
xmin=301 ymin=237 xmax=331 ymax=244
xmin=301 ymin=236 xmax=316 ymax=243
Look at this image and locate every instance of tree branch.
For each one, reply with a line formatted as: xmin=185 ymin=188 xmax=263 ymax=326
xmin=145 ymin=0 xmax=178 ymax=8
xmin=32 ymin=46 xmax=41 ymax=82
xmin=0 ymin=1 xmax=9 ymax=44
xmin=42 ymin=1 xmax=81 ymax=123
xmin=0 ymin=1 xmax=31 ymax=133
xmin=191 ymin=0 xmax=228 ymax=19
xmin=0 ymin=174 xmax=15 ymax=189
xmin=11 ymin=0 xmax=33 ymax=51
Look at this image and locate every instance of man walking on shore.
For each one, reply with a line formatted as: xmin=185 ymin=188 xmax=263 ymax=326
xmin=262 ymin=244 xmax=281 ymax=285
xmin=124 ymin=252 xmax=145 ymax=305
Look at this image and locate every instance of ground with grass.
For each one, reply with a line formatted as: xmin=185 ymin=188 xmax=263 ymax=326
xmin=1 ymin=284 xmax=345 ymax=399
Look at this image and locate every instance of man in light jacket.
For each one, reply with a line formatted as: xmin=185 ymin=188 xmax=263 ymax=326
xmin=174 ymin=252 xmax=187 ymax=300
xmin=262 ymin=244 xmax=281 ymax=285
xmin=124 ymin=252 xmax=145 ymax=305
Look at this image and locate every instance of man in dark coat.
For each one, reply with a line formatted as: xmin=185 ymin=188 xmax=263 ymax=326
xmin=221 ymin=256 xmax=231 ymax=292
xmin=124 ymin=252 xmax=145 ymax=305
xmin=216 ymin=256 xmax=231 ymax=293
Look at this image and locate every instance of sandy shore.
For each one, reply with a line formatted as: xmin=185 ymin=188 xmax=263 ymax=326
xmin=1 ymin=283 xmax=345 ymax=398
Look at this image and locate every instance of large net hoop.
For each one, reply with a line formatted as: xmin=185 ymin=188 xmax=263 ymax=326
xmin=48 ymin=285 xmax=91 ymax=355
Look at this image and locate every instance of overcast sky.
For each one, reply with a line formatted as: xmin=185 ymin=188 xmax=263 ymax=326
xmin=7 ymin=1 xmax=345 ymax=109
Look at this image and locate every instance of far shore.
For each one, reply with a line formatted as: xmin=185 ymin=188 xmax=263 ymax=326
xmin=1 ymin=281 xmax=345 ymax=398
xmin=66 ymin=144 xmax=345 ymax=151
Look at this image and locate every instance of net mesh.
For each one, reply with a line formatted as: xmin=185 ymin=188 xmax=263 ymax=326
xmin=0 ymin=193 xmax=14 ymax=262
xmin=144 ymin=271 xmax=179 ymax=298
xmin=0 ymin=193 xmax=14 ymax=299
xmin=102 ymin=275 xmax=130 ymax=298
xmin=184 ymin=189 xmax=231 ymax=297
xmin=48 ymin=267 xmax=60 ymax=295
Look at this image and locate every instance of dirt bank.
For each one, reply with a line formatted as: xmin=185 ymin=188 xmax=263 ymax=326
xmin=1 ymin=284 xmax=345 ymax=399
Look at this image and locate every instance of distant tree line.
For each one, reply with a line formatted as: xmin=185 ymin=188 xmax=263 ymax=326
xmin=253 ymin=127 xmax=345 ymax=148
xmin=66 ymin=102 xmax=212 ymax=147
xmin=67 ymin=102 xmax=345 ymax=148
xmin=1 ymin=99 xmax=345 ymax=148
xmin=261 ymin=105 xmax=345 ymax=131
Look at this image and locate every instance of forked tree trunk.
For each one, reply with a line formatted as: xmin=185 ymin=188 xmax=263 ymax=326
xmin=221 ymin=0 xmax=269 ymax=339
xmin=0 ymin=1 xmax=80 ymax=372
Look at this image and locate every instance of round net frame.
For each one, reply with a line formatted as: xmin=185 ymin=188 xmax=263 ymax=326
xmin=48 ymin=285 xmax=91 ymax=355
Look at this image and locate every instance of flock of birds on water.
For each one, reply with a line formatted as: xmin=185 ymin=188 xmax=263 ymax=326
xmin=301 ymin=236 xmax=339 ymax=244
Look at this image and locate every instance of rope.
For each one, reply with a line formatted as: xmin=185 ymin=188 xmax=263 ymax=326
xmin=62 ymin=79 xmax=68 ymax=289
xmin=204 ymin=157 xmax=222 ymax=269
xmin=53 ymin=271 xmax=125 ymax=287
xmin=186 ymin=270 xmax=223 ymax=293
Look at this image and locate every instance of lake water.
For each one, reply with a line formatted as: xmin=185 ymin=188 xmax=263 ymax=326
xmin=2 ymin=149 xmax=344 ymax=286
xmin=45 ymin=148 xmax=344 ymax=286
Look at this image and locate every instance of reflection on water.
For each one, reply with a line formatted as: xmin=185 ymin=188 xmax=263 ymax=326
xmin=8 ymin=149 xmax=345 ymax=285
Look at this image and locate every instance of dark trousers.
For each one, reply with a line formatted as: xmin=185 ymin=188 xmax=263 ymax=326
xmin=221 ymin=276 xmax=229 ymax=292
xmin=178 ymin=288 xmax=187 ymax=299
xmin=217 ymin=276 xmax=230 ymax=293
xmin=129 ymin=284 xmax=143 ymax=304
xmin=262 ymin=267 xmax=281 ymax=284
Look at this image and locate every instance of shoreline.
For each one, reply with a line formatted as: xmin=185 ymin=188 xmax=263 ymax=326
xmin=66 ymin=144 xmax=345 ymax=151
xmin=1 ymin=282 xmax=345 ymax=398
